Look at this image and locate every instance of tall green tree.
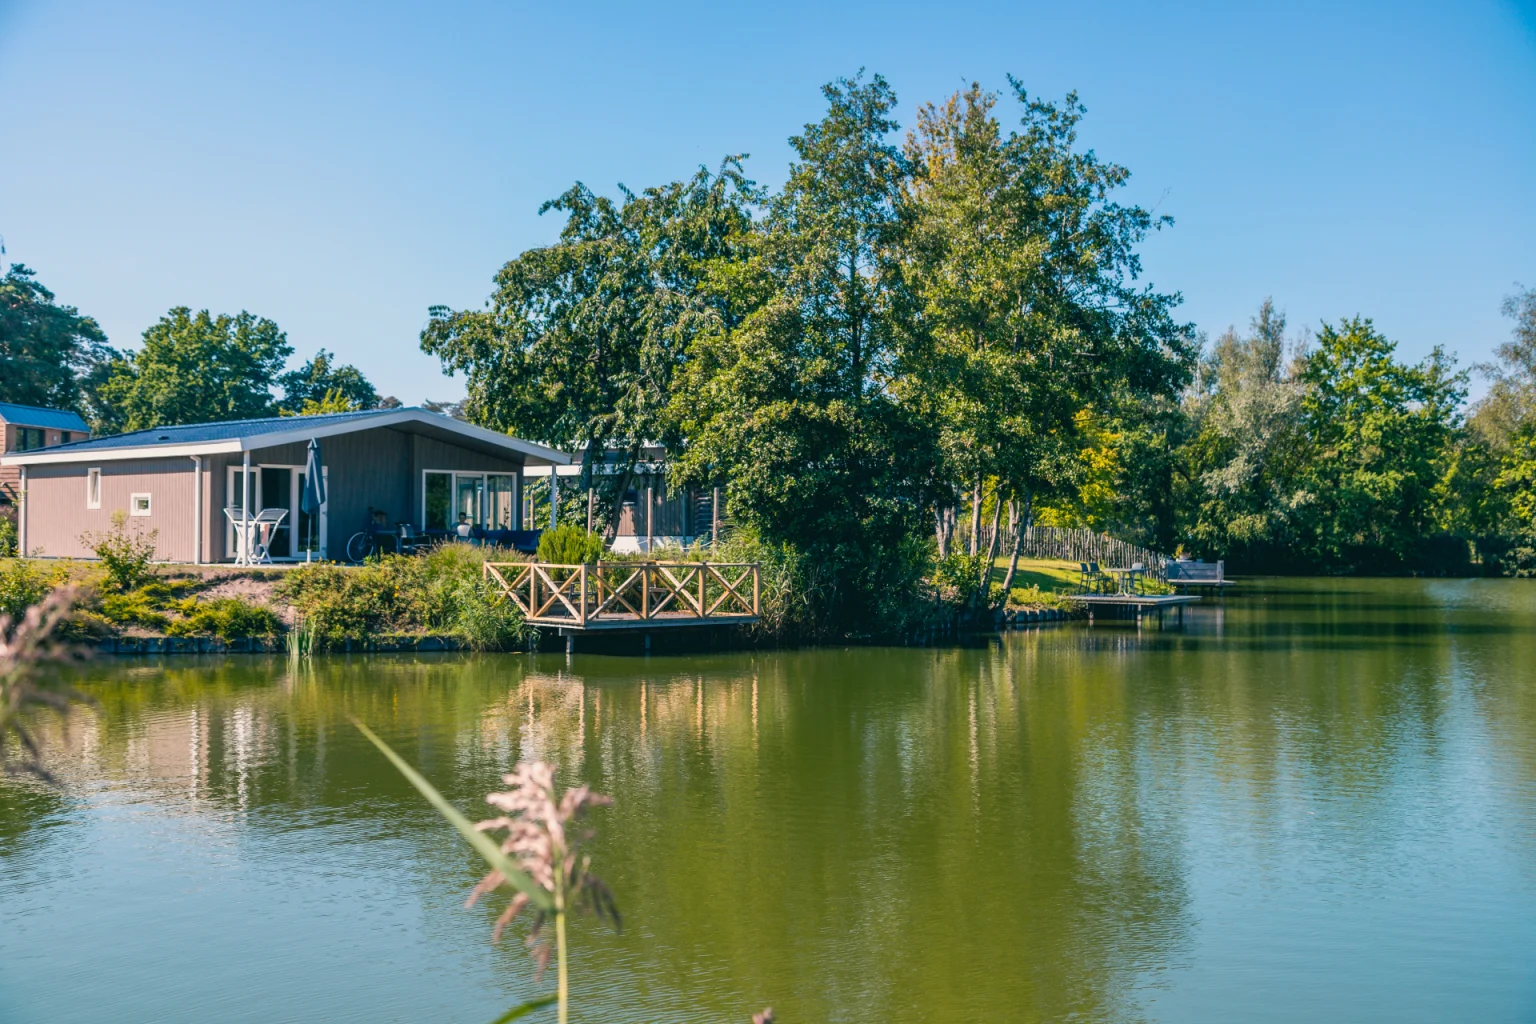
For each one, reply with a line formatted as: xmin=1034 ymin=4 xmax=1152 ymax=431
xmin=0 ymin=263 xmax=116 ymax=420
xmin=897 ymin=81 xmax=1192 ymax=582
xmin=422 ymin=160 xmax=758 ymax=536
xmin=279 ymin=349 xmax=380 ymax=413
xmin=1179 ymin=300 xmax=1309 ymax=562
xmin=670 ymin=73 xmax=938 ymax=629
xmin=1292 ymin=317 xmax=1465 ymax=570
xmin=97 ymin=308 xmax=291 ymax=430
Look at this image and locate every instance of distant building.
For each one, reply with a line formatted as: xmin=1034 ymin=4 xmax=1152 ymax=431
xmin=529 ymin=443 xmax=723 ymax=552
xmin=0 ymin=402 xmax=91 ymax=506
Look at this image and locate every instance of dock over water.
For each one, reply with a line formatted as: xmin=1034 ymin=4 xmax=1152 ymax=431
xmin=484 ymin=561 xmax=761 ymax=648
xmin=1071 ymin=592 xmax=1201 ymax=626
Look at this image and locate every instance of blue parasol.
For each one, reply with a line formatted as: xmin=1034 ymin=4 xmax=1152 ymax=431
xmin=301 ymin=438 xmax=327 ymax=561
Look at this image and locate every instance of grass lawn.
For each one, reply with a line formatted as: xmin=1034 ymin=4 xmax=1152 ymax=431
xmin=989 ymin=557 xmax=1080 ymax=592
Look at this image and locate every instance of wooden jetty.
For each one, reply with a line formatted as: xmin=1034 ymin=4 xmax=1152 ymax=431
xmin=483 ymin=561 xmax=760 ymax=648
xmin=1070 ymin=592 xmax=1201 ymax=626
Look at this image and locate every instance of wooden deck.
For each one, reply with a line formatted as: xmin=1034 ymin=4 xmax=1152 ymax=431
xmin=1069 ymin=592 xmax=1201 ymax=625
xmin=483 ymin=561 xmax=760 ymax=633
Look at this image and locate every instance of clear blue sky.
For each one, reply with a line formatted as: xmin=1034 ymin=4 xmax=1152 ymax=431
xmin=2 ymin=0 xmax=1533 ymax=405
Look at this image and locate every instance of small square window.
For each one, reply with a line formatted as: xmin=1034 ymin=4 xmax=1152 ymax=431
xmin=87 ymin=468 xmax=102 ymax=509
xmin=130 ymin=493 xmax=152 ymax=517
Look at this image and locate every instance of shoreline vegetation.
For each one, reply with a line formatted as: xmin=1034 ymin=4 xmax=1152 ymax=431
xmin=6 ymin=71 xmax=1534 ymax=650
xmin=0 ymin=518 xmax=1093 ymax=653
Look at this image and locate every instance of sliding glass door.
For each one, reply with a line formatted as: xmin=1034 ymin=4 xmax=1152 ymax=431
xmin=423 ymin=471 xmax=519 ymax=532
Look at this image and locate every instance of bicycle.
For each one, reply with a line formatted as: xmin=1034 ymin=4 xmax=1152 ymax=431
xmin=345 ymin=508 xmax=429 ymax=563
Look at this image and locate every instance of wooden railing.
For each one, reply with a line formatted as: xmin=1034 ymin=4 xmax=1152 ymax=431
xmin=483 ymin=561 xmax=760 ymax=629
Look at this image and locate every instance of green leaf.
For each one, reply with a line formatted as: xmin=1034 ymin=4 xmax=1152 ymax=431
xmin=352 ymin=718 xmax=554 ymax=912
xmin=488 ymin=994 xmax=558 ymax=1023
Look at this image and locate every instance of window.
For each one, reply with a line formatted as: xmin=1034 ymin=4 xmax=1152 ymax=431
xmin=130 ymin=493 xmax=152 ymax=517
xmin=487 ymin=475 xmax=516 ymax=529
xmin=15 ymin=428 xmax=45 ymax=451
xmin=60 ymin=431 xmax=73 ymax=444
xmin=425 ymin=471 xmax=517 ymax=532
xmin=87 ymin=468 xmax=101 ymax=509
xmin=455 ymin=474 xmax=483 ymax=528
xmin=424 ymin=472 xmax=451 ymax=531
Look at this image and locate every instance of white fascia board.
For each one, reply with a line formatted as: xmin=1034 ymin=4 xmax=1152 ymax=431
xmin=520 ymin=462 xmax=666 ymax=477
xmin=2 ymin=440 xmax=241 ymax=466
xmin=2 ymin=410 xmax=572 ymax=467
xmin=241 ymin=410 xmax=572 ymax=464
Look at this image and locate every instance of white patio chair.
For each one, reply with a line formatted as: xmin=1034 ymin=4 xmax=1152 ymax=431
xmin=251 ymin=508 xmax=288 ymax=564
xmin=224 ymin=507 xmax=257 ymax=566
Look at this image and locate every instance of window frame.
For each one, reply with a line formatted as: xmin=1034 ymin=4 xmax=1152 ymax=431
xmin=87 ymin=468 xmax=102 ymax=509
xmin=129 ymin=492 xmax=152 ymax=517
xmin=421 ymin=469 xmax=519 ymax=532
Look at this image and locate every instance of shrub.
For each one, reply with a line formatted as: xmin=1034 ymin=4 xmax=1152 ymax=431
xmin=278 ymin=546 xmax=528 ymax=651
xmin=82 ymin=511 xmax=158 ymax=592
xmin=0 ymin=511 xmax=17 ymax=557
xmin=1006 ymin=584 xmax=1071 ymax=611
xmin=167 ymin=597 xmax=281 ymax=639
xmin=99 ymin=584 xmax=174 ymax=630
xmin=536 ymin=525 xmax=604 ymax=565
xmin=0 ymin=559 xmax=69 ymax=620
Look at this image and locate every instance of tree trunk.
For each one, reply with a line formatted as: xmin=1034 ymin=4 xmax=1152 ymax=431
xmin=999 ymin=490 xmax=1032 ymax=596
xmin=968 ymin=477 xmax=982 ymax=556
xmin=935 ymin=506 xmax=953 ymax=559
xmin=976 ymin=486 xmax=1005 ymax=606
xmin=602 ymin=442 xmax=642 ymax=545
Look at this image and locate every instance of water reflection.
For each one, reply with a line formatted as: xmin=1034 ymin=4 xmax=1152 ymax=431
xmin=2 ymin=578 xmax=1535 ymax=1022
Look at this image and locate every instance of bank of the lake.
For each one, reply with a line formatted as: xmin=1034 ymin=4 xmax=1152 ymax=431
xmin=2 ymin=577 xmax=1534 ymax=1023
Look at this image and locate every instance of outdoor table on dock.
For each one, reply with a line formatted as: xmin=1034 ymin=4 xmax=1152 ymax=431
xmin=1100 ymin=566 xmax=1145 ymax=593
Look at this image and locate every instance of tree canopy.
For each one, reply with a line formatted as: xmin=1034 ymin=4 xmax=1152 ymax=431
xmin=96 ymin=308 xmax=293 ymax=431
xmin=0 ymin=263 xmax=116 ymax=422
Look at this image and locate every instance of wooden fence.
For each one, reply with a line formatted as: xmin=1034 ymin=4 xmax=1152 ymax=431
xmin=483 ymin=561 xmax=760 ymax=630
xmin=1012 ymin=527 xmax=1170 ymax=580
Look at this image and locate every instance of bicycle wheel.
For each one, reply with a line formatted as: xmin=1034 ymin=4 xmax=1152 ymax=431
xmin=344 ymin=532 xmax=374 ymax=563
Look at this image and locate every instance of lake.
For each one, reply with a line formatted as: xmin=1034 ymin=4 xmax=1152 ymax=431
xmin=3 ymin=578 xmax=1535 ymax=1023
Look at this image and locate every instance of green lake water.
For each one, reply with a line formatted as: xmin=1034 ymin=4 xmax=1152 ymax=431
xmin=2 ymin=578 xmax=1535 ymax=1022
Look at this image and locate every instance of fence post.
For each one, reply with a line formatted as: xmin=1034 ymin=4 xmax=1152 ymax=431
xmin=579 ymin=565 xmax=588 ymax=627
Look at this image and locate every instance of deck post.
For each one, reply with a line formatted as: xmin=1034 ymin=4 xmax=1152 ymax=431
xmin=646 ymin=483 xmax=653 ymax=553
xmin=565 ymin=632 xmax=573 ymax=657
xmin=549 ymin=464 xmax=558 ymax=529
xmin=699 ymin=563 xmax=707 ymax=617
xmin=240 ymin=450 xmax=251 ymax=565
xmin=579 ymin=565 xmax=588 ymax=627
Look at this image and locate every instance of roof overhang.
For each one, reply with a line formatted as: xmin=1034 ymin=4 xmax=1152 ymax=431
xmin=0 ymin=410 xmax=571 ymax=467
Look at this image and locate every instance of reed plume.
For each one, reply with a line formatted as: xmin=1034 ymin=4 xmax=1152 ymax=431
xmin=0 ymin=588 xmax=87 ymax=781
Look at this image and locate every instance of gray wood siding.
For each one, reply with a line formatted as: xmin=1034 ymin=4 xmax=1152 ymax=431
xmin=22 ymin=457 xmax=197 ymax=560
xmin=15 ymin=425 xmax=533 ymax=562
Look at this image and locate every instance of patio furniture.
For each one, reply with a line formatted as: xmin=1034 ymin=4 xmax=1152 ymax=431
xmin=1102 ymin=563 xmax=1146 ymax=594
xmin=224 ymin=507 xmax=257 ymax=566
xmin=250 ymin=508 xmax=288 ymax=564
xmin=1079 ymin=562 xmax=1112 ymax=594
